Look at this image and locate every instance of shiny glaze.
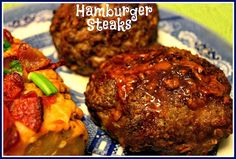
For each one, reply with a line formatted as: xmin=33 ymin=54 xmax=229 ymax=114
xmin=97 ymin=46 xmax=231 ymax=110
xmin=86 ymin=45 xmax=232 ymax=154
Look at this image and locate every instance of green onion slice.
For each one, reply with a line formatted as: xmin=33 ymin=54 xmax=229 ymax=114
xmin=4 ymin=39 xmax=11 ymax=52
xmin=28 ymin=72 xmax=58 ymax=96
xmin=10 ymin=60 xmax=23 ymax=74
xmin=9 ymin=60 xmax=20 ymax=67
xmin=4 ymin=69 xmax=11 ymax=75
xmin=4 ymin=60 xmax=23 ymax=75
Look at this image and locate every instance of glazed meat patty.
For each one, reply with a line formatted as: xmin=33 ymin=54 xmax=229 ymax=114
xmin=85 ymin=45 xmax=232 ymax=155
xmin=50 ymin=3 xmax=159 ymax=75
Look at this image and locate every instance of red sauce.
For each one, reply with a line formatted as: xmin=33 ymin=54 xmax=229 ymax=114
xmin=99 ymin=47 xmax=230 ymax=110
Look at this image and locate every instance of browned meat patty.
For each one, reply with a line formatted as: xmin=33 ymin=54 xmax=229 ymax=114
xmin=85 ymin=45 xmax=232 ymax=155
xmin=50 ymin=3 xmax=159 ymax=76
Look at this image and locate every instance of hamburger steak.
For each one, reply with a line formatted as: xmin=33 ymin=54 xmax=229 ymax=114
xmin=50 ymin=3 xmax=159 ymax=75
xmin=85 ymin=45 xmax=232 ymax=155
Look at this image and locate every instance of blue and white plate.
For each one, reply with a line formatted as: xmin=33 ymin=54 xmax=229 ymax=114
xmin=3 ymin=4 xmax=233 ymax=156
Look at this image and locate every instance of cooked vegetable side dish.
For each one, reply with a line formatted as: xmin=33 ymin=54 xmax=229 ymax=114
xmin=50 ymin=3 xmax=159 ymax=76
xmin=3 ymin=29 xmax=88 ymax=155
xmin=85 ymin=45 xmax=232 ymax=155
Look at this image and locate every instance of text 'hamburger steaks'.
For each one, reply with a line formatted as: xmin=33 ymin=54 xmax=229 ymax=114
xmin=50 ymin=3 xmax=159 ymax=75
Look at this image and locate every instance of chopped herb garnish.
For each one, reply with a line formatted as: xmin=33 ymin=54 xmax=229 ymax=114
xmin=4 ymin=39 xmax=11 ymax=52
xmin=28 ymin=72 xmax=58 ymax=96
xmin=4 ymin=69 xmax=11 ymax=75
xmin=4 ymin=60 xmax=23 ymax=75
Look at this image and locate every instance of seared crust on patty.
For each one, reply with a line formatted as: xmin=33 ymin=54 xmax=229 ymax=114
xmin=85 ymin=45 xmax=232 ymax=155
xmin=50 ymin=3 xmax=159 ymax=75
